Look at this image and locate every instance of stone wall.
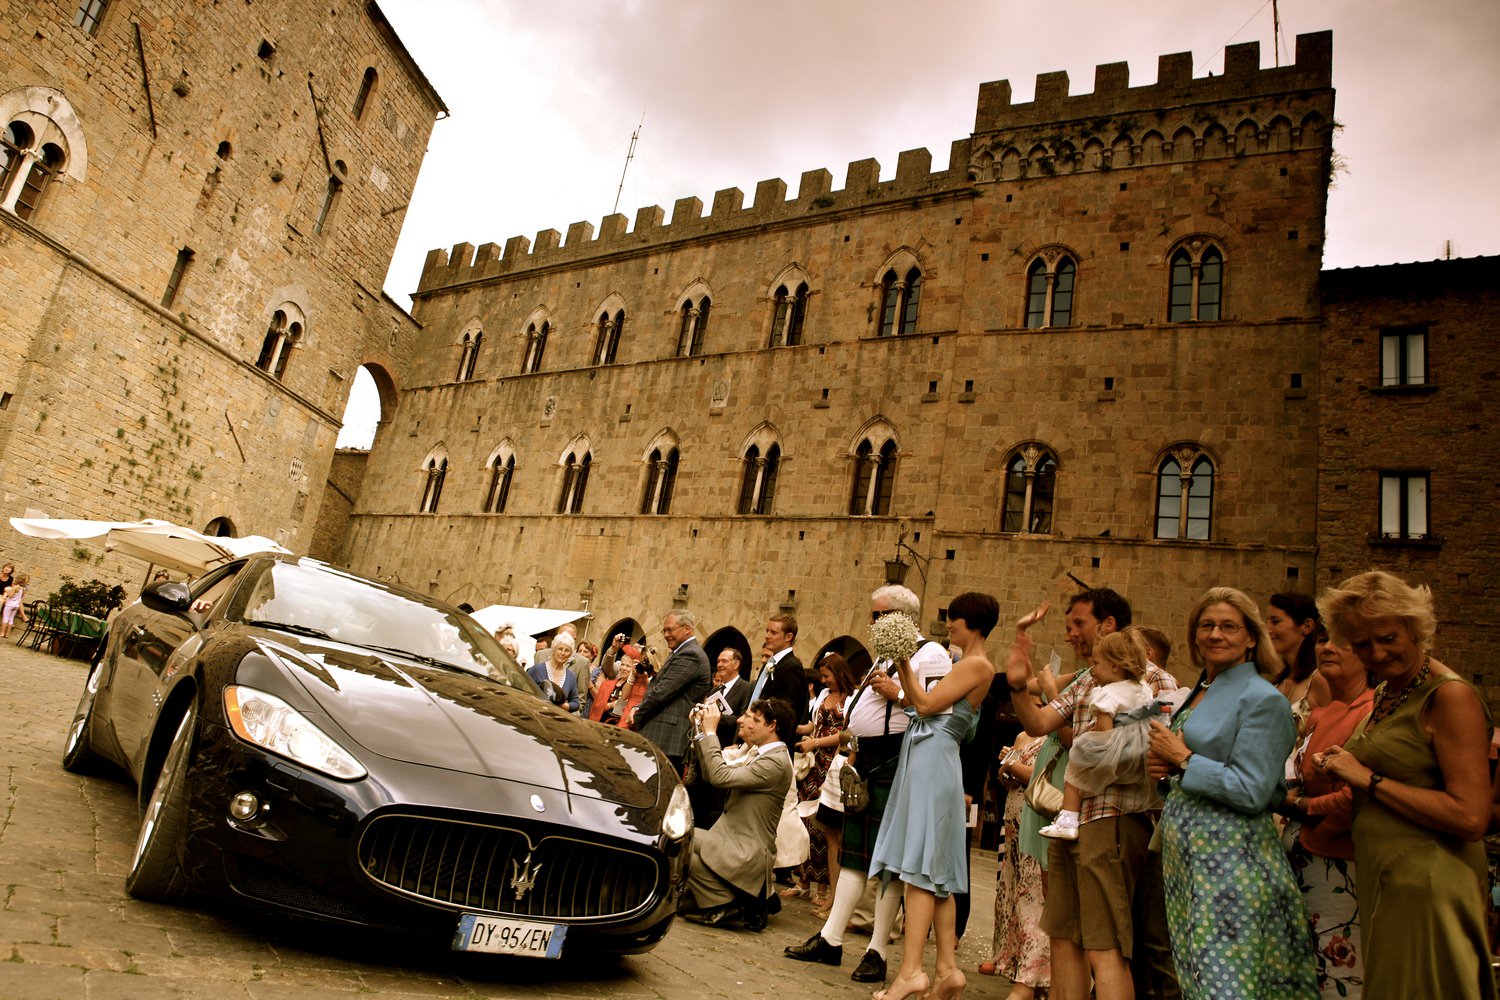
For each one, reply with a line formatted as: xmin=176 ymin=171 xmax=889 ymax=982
xmin=347 ymin=34 xmax=1333 ymax=673
xmin=0 ymin=0 xmax=438 ymax=592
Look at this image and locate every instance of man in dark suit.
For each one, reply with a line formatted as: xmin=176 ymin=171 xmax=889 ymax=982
xmin=690 ymin=647 xmax=753 ymax=828
xmin=751 ymin=613 xmax=808 ymax=726
xmin=626 ymin=609 xmax=711 ymax=774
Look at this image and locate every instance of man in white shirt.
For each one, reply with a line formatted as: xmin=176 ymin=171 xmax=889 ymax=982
xmin=682 ymin=697 xmax=796 ymax=931
xmin=784 ymin=584 xmax=950 ymax=984
xmin=691 ymin=648 xmax=754 ymax=829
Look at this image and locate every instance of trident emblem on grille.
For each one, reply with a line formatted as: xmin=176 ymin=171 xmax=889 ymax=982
xmin=510 ymin=852 xmax=543 ymax=901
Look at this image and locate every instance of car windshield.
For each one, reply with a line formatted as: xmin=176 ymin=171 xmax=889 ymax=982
xmin=229 ymin=561 xmax=533 ymax=690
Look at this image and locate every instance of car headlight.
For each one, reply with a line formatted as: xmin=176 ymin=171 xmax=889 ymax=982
xmin=661 ymin=781 xmax=692 ymax=841
xmin=223 ymin=685 xmax=366 ymax=780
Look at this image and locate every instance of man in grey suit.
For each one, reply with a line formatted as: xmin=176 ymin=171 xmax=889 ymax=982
xmin=682 ymin=696 xmax=795 ymax=931
xmin=626 ymin=609 xmax=711 ymax=774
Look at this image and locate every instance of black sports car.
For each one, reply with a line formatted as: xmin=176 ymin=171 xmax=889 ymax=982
xmin=63 ymin=555 xmax=692 ymax=957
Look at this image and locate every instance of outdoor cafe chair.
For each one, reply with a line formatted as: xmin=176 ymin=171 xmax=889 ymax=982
xmin=16 ymin=600 xmax=56 ymax=650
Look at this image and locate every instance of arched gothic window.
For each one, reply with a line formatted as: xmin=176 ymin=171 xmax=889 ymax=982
xmin=456 ymin=329 xmax=482 ymax=381
xmin=1024 ymin=255 xmax=1076 ymax=328
xmin=737 ymin=443 xmax=781 ymax=515
xmin=641 ymin=447 xmax=680 ymax=514
xmin=1155 ymin=448 xmax=1214 ymax=540
xmin=769 ymin=283 xmax=808 ymax=347
xmin=352 ymin=67 xmax=377 ymax=121
xmin=484 ymin=453 xmax=514 ymax=513
xmin=419 ymin=454 xmax=448 ymax=514
xmin=594 ymin=309 xmax=625 ymax=365
xmin=1167 ymin=242 xmax=1224 ymax=322
xmin=877 ymin=267 xmax=922 ymax=337
xmin=557 ymin=450 xmax=592 ymax=514
xmin=1001 ymin=447 xmax=1058 ymax=533
xmin=849 ymin=439 xmax=897 ymax=516
xmin=1 ymin=121 xmax=67 ymax=221
xmin=521 ymin=320 xmax=549 ymax=373
xmin=256 ymin=307 xmax=305 ymax=380
xmin=677 ymin=297 xmax=711 ymax=357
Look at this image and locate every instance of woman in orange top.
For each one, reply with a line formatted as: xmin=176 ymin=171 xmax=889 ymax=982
xmin=1282 ymin=623 xmax=1373 ymax=999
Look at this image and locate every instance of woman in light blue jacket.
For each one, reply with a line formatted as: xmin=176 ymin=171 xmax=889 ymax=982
xmin=1147 ymin=587 xmax=1317 ymax=1000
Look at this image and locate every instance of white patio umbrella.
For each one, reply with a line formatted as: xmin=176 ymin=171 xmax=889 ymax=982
xmin=469 ymin=604 xmax=589 ymax=669
xmin=10 ymin=517 xmax=290 ymax=575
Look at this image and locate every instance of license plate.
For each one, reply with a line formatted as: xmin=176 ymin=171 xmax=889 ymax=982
xmin=453 ymin=913 xmax=567 ymax=958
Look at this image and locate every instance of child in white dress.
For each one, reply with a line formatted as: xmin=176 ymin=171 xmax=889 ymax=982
xmin=0 ymin=574 xmax=28 ymax=639
xmin=1039 ymin=629 xmax=1154 ymax=839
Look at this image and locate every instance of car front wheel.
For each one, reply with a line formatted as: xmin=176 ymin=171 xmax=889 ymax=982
xmin=61 ymin=663 xmax=103 ymax=774
xmin=125 ymin=706 xmax=196 ymax=901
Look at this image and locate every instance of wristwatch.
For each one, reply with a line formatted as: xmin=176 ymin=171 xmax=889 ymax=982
xmin=1368 ymin=773 xmax=1385 ymax=800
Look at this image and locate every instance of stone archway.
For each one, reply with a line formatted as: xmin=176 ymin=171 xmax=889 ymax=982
xmin=811 ymin=634 xmax=871 ymax=678
xmin=704 ymin=626 xmax=753 ymax=682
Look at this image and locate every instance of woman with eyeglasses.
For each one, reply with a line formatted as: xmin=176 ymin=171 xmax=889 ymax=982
xmin=1315 ymin=571 xmax=1495 ymax=1000
xmin=1146 ymin=587 xmax=1317 ymax=999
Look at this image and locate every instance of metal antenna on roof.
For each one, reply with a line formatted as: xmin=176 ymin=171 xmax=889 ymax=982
xmin=613 ymin=112 xmax=645 ymax=216
xmin=1272 ymin=0 xmax=1281 ymax=66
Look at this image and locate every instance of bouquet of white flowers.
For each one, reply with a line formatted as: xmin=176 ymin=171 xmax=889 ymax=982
xmin=869 ymin=611 xmax=920 ymax=662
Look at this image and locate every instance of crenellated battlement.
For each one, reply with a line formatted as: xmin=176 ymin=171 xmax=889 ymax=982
xmin=418 ymin=31 xmax=1333 ymax=294
xmin=417 ymin=137 xmax=974 ymax=292
xmin=974 ymin=31 xmax=1331 ymax=134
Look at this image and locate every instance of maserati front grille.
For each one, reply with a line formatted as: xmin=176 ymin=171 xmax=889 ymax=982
xmin=357 ymin=813 xmax=661 ymax=920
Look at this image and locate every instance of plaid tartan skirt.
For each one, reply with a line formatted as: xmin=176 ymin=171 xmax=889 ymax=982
xmin=838 ymin=735 xmax=903 ymax=872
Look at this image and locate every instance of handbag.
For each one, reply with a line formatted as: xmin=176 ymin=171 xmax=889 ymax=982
xmin=1024 ymin=752 xmax=1065 ymax=819
xmin=840 ymin=764 xmax=870 ymax=813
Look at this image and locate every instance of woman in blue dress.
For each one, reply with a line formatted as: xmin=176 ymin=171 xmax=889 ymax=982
xmin=869 ymin=591 xmax=999 ymax=1000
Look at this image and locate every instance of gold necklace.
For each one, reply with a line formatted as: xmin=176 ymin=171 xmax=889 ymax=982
xmin=1369 ymin=655 xmax=1431 ymax=725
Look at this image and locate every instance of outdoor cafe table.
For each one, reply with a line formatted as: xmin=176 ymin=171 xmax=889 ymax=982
xmin=40 ymin=607 xmax=106 ymax=658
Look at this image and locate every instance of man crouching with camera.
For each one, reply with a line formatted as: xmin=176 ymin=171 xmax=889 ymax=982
xmin=681 ymin=695 xmax=795 ymax=932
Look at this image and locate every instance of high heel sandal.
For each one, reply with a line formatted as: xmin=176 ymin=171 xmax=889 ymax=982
xmin=930 ymin=968 xmax=966 ymax=1000
xmin=872 ymin=970 xmax=929 ymax=1000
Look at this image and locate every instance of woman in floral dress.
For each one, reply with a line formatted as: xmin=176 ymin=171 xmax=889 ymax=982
xmin=988 ymin=732 xmax=1051 ymax=998
xmin=791 ymin=653 xmax=856 ymax=908
xmin=1147 ymin=587 xmax=1317 ymax=1000
xmin=1281 ymin=623 xmax=1372 ymax=999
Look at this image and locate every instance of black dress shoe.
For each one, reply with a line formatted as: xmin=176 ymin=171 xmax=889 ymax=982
xmin=851 ymin=949 xmax=887 ymax=983
xmin=684 ymin=902 xmax=739 ymax=927
xmin=765 ymin=893 xmax=781 ymax=915
xmin=740 ymin=905 xmax=767 ymax=932
xmin=784 ymin=932 xmax=842 ymax=965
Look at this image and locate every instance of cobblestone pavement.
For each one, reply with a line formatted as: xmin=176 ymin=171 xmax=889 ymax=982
xmin=0 ymin=642 xmax=1017 ymax=999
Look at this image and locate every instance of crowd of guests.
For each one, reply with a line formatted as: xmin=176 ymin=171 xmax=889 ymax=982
xmin=985 ymin=572 xmax=1495 ymax=1000
xmin=496 ymin=570 xmax=1497 ymax=1000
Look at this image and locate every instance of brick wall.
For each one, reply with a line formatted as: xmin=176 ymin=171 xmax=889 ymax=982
xmin=1320 ymin=257 xmax=1500 ymax=706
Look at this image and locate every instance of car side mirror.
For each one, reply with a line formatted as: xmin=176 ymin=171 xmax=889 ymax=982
xmin=142 ymin=580 xmax=192 ymax=614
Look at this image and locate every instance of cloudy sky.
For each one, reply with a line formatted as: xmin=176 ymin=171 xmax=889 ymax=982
xmin=337 ymin=0 xmax=1500 ymax=445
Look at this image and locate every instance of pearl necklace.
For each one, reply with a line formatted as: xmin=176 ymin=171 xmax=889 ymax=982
xmin=1369 ymin=655 xmax=1431 ymax=726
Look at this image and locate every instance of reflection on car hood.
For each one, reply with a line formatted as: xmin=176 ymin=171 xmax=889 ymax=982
xmin=260 ymin=637 xmax=663 ymax=809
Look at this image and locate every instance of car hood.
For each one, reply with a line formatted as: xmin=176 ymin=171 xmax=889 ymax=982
xmin=257 ymin=638 xmax=665 ymax=809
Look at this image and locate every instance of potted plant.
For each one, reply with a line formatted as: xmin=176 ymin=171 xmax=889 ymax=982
xmin=44 ymin=577 xmax=126 ymax=657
